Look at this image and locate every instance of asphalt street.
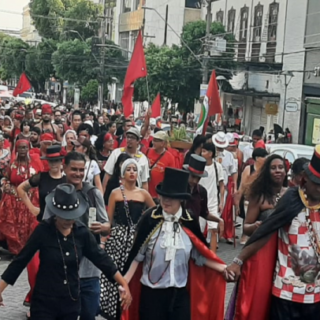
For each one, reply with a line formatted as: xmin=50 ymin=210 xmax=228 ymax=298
xmin=0 ymin=232 xmax=242 ymax=319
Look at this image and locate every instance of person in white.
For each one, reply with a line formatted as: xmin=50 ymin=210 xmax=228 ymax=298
xmin=103 ymin=127 xmax=149 ymax=191
xmin=242 ymin=129 xmax=263 ymax=163
xmin=200 ymin=143 xmax=225 ymax=251
xmin=212 ymin=132 xmax=238 ymax=191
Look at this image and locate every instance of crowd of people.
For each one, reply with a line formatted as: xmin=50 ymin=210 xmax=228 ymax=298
xmin=0 ymin=101 xmax=317 ymax=320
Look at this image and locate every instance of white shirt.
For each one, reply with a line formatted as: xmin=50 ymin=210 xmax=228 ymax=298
xmin=243 ymin=144 xmax=254 ymax=163
xmin=216 ymin=150 xmax=237 ymax=185
xmin=104 ymin=148 xmax=150 ymax=187
xmin=200 ymin=162 xmax=224 ymax=214
xmin=84 ymin=160 xmax=100 ymax=185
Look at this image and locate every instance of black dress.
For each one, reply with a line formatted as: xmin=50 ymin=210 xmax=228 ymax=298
xmin=100 ymin=200 xmax=145 ymax=320
xmin=29 ymin=172 xmax=67 ymax=221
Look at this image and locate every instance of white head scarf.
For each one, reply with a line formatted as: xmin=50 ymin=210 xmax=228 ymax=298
xmin=121 ymin=158 xmax=140 ymax=179
xmin=62 ymin=129 xmax=77 ymax=147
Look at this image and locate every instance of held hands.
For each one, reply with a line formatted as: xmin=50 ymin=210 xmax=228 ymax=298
xmin=119 ymin=284 xmax=132 ymax=311
xmin=218 ymin=219 xmax=224 ymax=238
xmin=223 ymin=263 xmax=242 ymax=282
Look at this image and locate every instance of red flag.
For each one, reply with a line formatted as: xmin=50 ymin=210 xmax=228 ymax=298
xmin=122 ymin=30 xmax=147 ymax=118
xmin=151 ymin=93 xmax=161 ymax=118
xmin=13 ymin=73 xmax=32 ymax=97
xmin=203 ymin=70 xmax=223 ymax=134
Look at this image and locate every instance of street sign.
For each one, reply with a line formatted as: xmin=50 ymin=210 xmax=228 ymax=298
xmin=285 ymin=101 xmax=298 ymax=112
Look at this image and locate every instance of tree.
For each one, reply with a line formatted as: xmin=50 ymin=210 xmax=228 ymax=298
xmin=81 ymin=79 xmax=99 ymax=102
xmin=25 ymin=39 xmax=57 ymax=90
xmin=30 ymin=0 xmax=102 ymax=40
xmin=134 ymin=21 xmax=236 ymax=112
xmin=0 ymin=37 xmax=29 ymax=80
xmin=51 ymin=38 xmax=126 ymax=86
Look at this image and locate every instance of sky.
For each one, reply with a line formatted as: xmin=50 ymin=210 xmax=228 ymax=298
xmin=0 ymin=0 xmax=29 ymax=30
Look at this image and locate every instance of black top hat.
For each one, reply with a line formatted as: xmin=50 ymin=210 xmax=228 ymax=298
xmin=41 ymin=145 xmax=64 ymax=161
xmin=156 ymin=168 xmax=191 ymax=200
xmin=303 ymin=145 xmax=320 ymax=185
xmin=183 ymin=154 xmax=208 ymax=178
xmin=45 ymin=184 xmax=88 ymax=219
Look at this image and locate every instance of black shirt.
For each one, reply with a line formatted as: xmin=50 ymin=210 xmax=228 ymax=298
xmin=29 ymin=172 xmax=67 ymax=221
xmin=2 ymin=218 xmax=118 ymax=298
xmin=186 ymin=184 xmax=209 ymax=221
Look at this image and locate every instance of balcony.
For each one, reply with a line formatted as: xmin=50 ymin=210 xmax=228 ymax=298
xmin=119 ymin=8 xmax=144 ymax=33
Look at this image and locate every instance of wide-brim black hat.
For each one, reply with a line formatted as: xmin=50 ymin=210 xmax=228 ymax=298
xmin=156 ymin=168 xmax=191 ymax=200
xmin=41 ymin=145 xmax=64 ymax=161
xmin=183 ymin=154 xmax=208 ymax=178
xmin=45 ymin=184 xmax=88 ymax=219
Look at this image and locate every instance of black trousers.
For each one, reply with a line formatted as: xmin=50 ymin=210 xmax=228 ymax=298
xmin=270 ymin=296 xmax=320 ymax=320
xmin=140 ymin=285 xmax=190 ymax=320
xmin=30 ymin=293 xmax=80 ymax=320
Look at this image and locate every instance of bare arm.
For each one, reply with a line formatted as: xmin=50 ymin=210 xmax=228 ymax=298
xmin=124 ymin=260 xmax=139 ymax=283
xmin=232 ymin=172 xmax=238 ymax=193
xmin=17 ymin=180 xmax=40 ymax=217
xmin=53 ymin=124 xmax=62 ymax=142
xmin=204 ymin=259 xmax=226 ymax=273
xmin=94 ymin=174 xmax=104 ymax=195
xmin=143 ymin=189 xmax=155 ymax=208
xmin=142 ymin=181 xmax=148 ymax=191
xmin=219 ymin=180 xmax=225 ymax=212
xmin=107 ymin=190 xmax=116 ymax=225
xmin=243 ymin=196 xmax=261 ymax=236
xmin=102 ymin=173 xmax=111 ymax=194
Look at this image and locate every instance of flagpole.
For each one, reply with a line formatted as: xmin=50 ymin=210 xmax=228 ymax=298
xmin=145 ymin=75 xmax=151 ymax=106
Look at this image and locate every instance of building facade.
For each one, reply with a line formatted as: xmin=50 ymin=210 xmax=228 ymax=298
xmin=301 ymin=0 xmax=320 ymax=145
xmin=20 ymin=3 xmax=41 ymax=44
xmin=206 ymin=0 xmax=307 ymax=142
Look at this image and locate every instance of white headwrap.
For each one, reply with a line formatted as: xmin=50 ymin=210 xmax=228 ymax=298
xmin=121 ymin=158 xmax=140 ymax=179
xmin=62 ymin=129 xmax=77 ymax=147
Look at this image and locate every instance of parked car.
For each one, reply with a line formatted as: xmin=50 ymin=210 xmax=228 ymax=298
xmin=266 ymin=144 xmax=313 ymax=163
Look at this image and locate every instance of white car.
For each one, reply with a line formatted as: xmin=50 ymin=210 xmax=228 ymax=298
xmin=266 ymin=144 xmax=313 ymax=164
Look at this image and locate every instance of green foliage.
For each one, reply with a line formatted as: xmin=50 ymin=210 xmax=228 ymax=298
xmin=134 ymin=21 xmax=236 ymax=113
xmin=0 ymin=37 xmax=29 ymax=79
xmin=51 ymin=39 xmax=92 ymax=85
xmin=30 ymin=0 xmax=102 ymax=40
xmin=81 ymin=79 xmax=99 ymax=102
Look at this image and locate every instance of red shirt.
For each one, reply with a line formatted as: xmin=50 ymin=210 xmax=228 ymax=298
xmin=147 ymin=149 xmax=176 ymax=198
xmin=141 ymin=136 xmax=153 ymax=149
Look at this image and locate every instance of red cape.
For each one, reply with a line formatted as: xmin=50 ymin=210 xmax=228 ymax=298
xmin=225 ymin=234 xmax=277 ymax=320
xmin=122 ymin=227 xmax=226 ymax=320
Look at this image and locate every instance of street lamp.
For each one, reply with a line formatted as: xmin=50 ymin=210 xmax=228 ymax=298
xmin=281 ymin=70 xmax=294 ymax=128
xmin=142 ymin=6 xmax=203 ymax=67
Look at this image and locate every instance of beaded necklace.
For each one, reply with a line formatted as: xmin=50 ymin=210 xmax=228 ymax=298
xmin=56 ymin=228 xmax=80 ymax=301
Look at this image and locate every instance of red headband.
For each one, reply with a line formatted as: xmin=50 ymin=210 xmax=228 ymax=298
xmin=14 ymin=113 xmax=24 ymax=121
xmin=104 ymin=133 xmax=112 ymax=142
xmin=15 ymin=139 xmax=30 ymax=152
xmin=42 ymin=104 xmax=52 ymax=114
xmin=40 ymin=133 xmax=54 ymax=142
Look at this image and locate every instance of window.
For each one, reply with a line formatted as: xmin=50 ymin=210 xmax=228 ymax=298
xmin=253 ymin=3 xmax=263 ymax=42
xmin=122 ymin=0 xmax=131 ymax=13
xmin=185 ymin=0 xmax=201 ymax=8
xmin=216 ymin=10 xmax=224 ymax=25
xmin=119 ymin=31 xmax=130 ymax=59
xmin=268 ymin=2 xmax=279 ymax=42
xmin=239 ymin=6 xmax=249 ymax=41
xmin=134 ymin=0 xmax=140 ymax=10
xmin=227 ymin=7 xmax=236 ymax=34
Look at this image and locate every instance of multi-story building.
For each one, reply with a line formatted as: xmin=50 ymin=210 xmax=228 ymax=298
xmin=204 ymin=0 xmax=307 ymax=142
xmin=300 ymin=0 xmax=320 ymax=145
xmin=20 ymin=3 xmax=41 ymax=44
xmin=114 ymin=0 xmax=201 ymax=56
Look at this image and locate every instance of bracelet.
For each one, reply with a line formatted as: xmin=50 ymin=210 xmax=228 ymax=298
xmin=232 ymin=257 xmax=243 ymax=266
xmin=100 ymin=241 xmax=106 ymax=245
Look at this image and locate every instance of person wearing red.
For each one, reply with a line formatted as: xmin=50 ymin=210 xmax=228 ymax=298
xmin=37 ymin=133 xmax=54 ymax=172
xmin=114 ymin=118 xmax=134 ymax=149
xmin=141 ymin=125 xmax=153 ymax=150
xmin=34 ymin=104 xmax=62 ymax=143
xmin=146 ymin=131 xmax=176 ymax=199
xmin=10 ymin=113 xmax=23 ymax=149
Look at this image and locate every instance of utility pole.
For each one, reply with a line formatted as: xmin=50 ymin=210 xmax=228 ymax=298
xmin=99 ymin=0 xmax=108 ymax=112
xmin=202 ymin=0 xmax=212 ymax=85
xmin=163 ymin=5 xmax=168 ymax=46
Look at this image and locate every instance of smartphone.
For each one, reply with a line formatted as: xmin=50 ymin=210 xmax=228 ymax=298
xmin=88 ymin=207 xmax=97 ymax=226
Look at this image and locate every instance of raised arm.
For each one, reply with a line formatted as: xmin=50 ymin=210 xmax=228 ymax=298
xmin=17 ymin=176 xmax=40 ymax=217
